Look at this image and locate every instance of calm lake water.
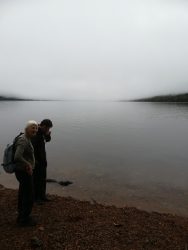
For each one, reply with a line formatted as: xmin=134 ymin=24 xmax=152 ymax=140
xmin=1 ymin=101 xmax=188 ymax=215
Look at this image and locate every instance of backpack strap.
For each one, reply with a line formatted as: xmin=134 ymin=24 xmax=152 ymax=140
xmin=13 ymin=132 xmax=24 ymax=144
xmin=12 ymin=132 xmax=24 ymax=160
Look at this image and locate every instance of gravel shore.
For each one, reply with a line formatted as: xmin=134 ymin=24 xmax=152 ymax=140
xmin=0 ymin=184 xmax=188 ymax=250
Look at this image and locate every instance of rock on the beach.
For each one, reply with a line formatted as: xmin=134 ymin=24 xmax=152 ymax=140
xmin=38 ymin=226 xmax=45 ymax=231
xmin=30 ymin=237 xmax=43 ymax=248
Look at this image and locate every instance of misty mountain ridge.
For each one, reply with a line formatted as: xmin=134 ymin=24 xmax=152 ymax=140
xmin=1 ymin=93 xmax=188 ymax=102
xmin=0 ymin=95 xmax=34 ymax=101
xmin=0 ymin=95 xmax=51 ymax=101
xmin=134 ymin=93 xmax=188 ymax=102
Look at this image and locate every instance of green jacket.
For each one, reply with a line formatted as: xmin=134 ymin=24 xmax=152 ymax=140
xmin=14 ymin=134 xmax=35 ymax=170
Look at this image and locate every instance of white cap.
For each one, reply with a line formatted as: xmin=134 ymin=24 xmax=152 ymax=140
xmin=25 ymin=120 xmax=38 ymax=129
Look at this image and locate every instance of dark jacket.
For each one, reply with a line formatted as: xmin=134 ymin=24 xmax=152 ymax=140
xmin=31 ymin=127 xmax=51 ymax=168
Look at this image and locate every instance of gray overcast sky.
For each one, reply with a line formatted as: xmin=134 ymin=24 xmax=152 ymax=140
xmin=0 ymin=0 xmax=188 ymax=100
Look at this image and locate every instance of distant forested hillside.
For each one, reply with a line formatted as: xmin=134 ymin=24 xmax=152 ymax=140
xmin=0 ymin=95 xmax=26 ymax=101
xmin=0 ymin=95 xmax=36 ymax=101
xmin=135 ymin=93 xmax=188 ymax=102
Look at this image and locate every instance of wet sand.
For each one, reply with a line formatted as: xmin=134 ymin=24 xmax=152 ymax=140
xmin=1 ymin=172 xmax=188 ymax=217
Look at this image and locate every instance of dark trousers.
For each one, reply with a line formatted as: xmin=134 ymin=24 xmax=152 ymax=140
xmin=15 ymin=171 xmax=34 ymax=221
xmin=33 ymin=164 xmax=47 ymax=200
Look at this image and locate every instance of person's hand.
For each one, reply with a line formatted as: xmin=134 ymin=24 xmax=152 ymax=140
xmin=46 ymin=130 xmax=51 ymax=136
xmin=26 ymin=164 xmax=33 ymax=176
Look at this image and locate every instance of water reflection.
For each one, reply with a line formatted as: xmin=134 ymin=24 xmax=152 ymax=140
xmin=0 ymin=101 xmax=188 ymax=215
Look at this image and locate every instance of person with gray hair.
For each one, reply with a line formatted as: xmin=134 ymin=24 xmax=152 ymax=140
xmin=14 ymin=120 xmax=38 ymax=227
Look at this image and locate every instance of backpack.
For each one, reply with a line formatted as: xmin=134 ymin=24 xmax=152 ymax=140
xmin=1 ymin=133 xmax=23 ymax=174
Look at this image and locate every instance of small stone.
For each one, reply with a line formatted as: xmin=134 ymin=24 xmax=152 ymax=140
xmin=38 ymin=226 xmax=45 ymax=231
xmin=31 ymin=236 xmax=43 ymax=248
xmin=113 ymin=223 xmax=123 ymax=227
xmin=56 ymin=242 xmax=63 ymax=249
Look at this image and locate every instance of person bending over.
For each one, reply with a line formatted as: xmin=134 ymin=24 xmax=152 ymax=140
xmin=14 ymin=121 xmax=38 ymax=227
xmin=32 ymin=119 xmax=53 ymax=203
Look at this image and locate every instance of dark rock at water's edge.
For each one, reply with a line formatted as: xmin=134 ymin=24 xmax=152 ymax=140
xmin=58 ymin=180 xmax=73 ymax=187
xmin=132 ymin=93 xmax=188 ymax=102
xmin=46 ymin=179 xmax=57 ymax=183
xmin=46 ymin=178 xmax=73 ymax=187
